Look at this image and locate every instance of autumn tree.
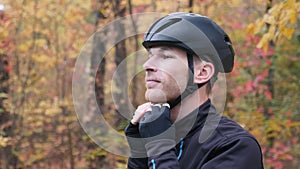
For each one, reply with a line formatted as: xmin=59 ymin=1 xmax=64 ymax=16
xmin=0 ymin=5 xmax=17 ymax=168
xmin=231 ymin=0 xmax=299 ymax=168
xmin=0 ymin=0 xmax=94 ymax=168
xmin=0 ymin=0 xmax=299 ymax=168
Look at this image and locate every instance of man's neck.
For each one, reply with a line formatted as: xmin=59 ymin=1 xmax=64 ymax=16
xmin=170 ymin=89 xmax=209 ymax=122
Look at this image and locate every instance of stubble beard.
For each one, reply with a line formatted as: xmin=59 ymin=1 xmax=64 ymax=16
xmin=145 ymin=84 xmax=182 ymax=104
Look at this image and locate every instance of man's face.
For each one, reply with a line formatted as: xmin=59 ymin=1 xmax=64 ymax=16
xmin=143 ymin=46 xmax=189 ymax=103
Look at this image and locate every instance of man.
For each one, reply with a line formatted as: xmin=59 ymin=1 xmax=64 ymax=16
xmin=125 ymin=12 xmax=264 ymax=169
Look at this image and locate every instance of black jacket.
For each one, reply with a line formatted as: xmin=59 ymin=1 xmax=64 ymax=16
xmin=128 ymin=99 xmax=264 ymax=169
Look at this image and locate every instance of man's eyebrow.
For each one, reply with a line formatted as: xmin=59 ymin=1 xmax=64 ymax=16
xmin=159 ymin=46 xmax=172 ymax=51
xmin=147 ymin=46 xmax=172 ymax=55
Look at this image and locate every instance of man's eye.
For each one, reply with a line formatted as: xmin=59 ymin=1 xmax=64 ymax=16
xmin=162 ymin=55 xmax=173 ymax=59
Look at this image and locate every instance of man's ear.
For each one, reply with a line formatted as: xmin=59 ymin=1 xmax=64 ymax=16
xmin=193 ymin=60 xmax=215 ymax=84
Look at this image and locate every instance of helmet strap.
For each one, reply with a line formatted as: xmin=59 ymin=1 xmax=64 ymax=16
xmin=168 ymin=52 xmax=207 ymax=109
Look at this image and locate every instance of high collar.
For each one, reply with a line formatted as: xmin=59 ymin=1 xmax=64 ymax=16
xmin=174 ymin=99 xmax=213 ymax=141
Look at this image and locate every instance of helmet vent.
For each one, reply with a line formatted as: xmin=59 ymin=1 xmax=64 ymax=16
xmin=224 ymin=36 xmax=232 ymax=45
xmin=151 ymin=18 xmax=182 ymax=37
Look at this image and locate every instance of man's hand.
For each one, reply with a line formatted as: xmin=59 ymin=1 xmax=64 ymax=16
xmin=126 ymin=103 xmax=176 ymax=157
xmin=138 ymin=103 xmax=176 ymax=156
xmin=139 ymin=103 xmax=172 ymax=138
xmin=124 ymin=102 xmax=152 ymax=158
xmin=130 ymin=102 xmax=152 ymax=125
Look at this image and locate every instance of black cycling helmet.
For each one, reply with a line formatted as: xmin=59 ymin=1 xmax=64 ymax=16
xmin=142 ymin=12 xmax=235 ymax=108
xmin=142 ymin=12 xmax=235 ymax=73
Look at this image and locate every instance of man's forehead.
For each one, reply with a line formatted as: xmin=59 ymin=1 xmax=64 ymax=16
xmin=147 ymin=46 xmax=175 ymax=55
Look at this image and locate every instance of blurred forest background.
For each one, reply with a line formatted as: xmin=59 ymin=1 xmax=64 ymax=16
xmin=0 ymin=0 xmax=299 ymax=168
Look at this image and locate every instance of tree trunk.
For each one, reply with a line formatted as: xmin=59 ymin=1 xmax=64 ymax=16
xmin=128 ymin=0 xmax=141 ymax=108
xmin=0 ymin=54 xmax=17 ymax=169
xmin=87 ymin=0 xmax=107 ymax=167
xmin=265 ymin=0 xmax=275 ymax=102
xmin=264 ymin=0 xmax=276 ymax=159
xmin=189 ymin=0 xmax=194 ymax=12
xmin=112 ymin=0 xmax=129 ymax=127
xmin=264 ymin=0 xmax=275 ymax=126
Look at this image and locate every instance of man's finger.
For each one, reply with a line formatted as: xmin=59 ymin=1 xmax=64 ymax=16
xmin=131 ymin=102 xmax=152 ymax=125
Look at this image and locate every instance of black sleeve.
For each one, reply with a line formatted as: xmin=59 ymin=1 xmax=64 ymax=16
xmin=128 ymin=157 xmax=148 ymax=169
xmin=147 ymin=148 xmax=180 ymax=169
xmin=202 ymin=137 xmax=264 ymax=169
xmin=125 ymin=123 xmax=148 ymax=169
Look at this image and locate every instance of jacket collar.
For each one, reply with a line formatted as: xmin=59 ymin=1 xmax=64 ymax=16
xmin=174 ymin=99 xmax=213 ymax=141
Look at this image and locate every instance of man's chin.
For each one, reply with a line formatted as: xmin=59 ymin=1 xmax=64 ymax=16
xmin=145 ymin=89 xmax=168 ymax=103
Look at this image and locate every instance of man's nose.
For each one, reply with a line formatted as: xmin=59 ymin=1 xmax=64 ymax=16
xmin=143 ymin=58 xmax=158 ymax=72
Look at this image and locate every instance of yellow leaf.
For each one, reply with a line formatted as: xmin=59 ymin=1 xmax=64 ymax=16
xmin=35 ymin=39 xmax=48 ymax=48
xmin=263 ymin=14 xmax=276 ymax=25
xmin=269 ymin=3 xmax=282 ymax=18
xmin=278 ymin=23 xmax=285 ymax=32
xmin=0 ymin=27 xmax=9 ymax=38
xmin=18 ymin=43 xmax=30 ymax=52
xmin=32 ymin=54 xmax=48 ymax=63
xmin=246 ymin=23 xmax=255 ymax=35
xmin=45 ymin=107 xmax=62 ymax=117
xmin=254 ymin=20 xmax=265 ymax=34
xmin=296 ymin=2 xmax=300 ymax=12
xmin=289 ymin=10 xmax=297 ymax=24
xmin=282 ymin=27 xmax=294 ymax=39
xmin=257 ymin=33 xmax=270 ymax=52
xmin=268 ymin=25 xmax=276 ymax=37
xmin=0 ymin=136 xmax=9 ymax=147
xmin=288 ymin=121 xmax=300 ymax=127
xmin=283 ymin=0 xmax=295 ymax=8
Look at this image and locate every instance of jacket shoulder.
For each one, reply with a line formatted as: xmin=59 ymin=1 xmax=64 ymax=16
xmin=193 ymin=116 xmax=264 ymax=168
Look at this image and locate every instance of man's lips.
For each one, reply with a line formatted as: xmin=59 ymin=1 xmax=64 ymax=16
xmin=145 ymin=78 xmax=161 ymax=88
